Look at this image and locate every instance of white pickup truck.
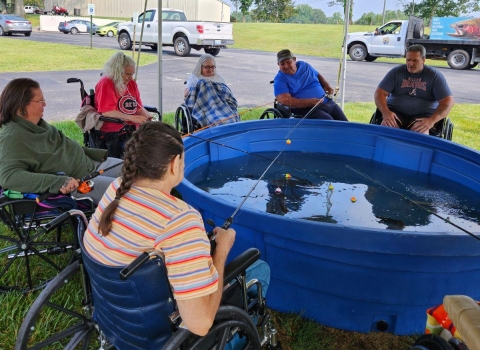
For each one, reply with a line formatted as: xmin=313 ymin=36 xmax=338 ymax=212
xmin=346 ymin=16 xmax=480 ymax=70
xmin=117 ymin=8 xmax=234 ymax=57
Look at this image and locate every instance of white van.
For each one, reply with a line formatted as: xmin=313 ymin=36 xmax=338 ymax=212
xmin=24 ymin=6 xmax=36 ymax=14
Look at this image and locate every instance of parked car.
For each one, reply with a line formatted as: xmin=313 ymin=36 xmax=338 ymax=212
xmin=0 ymin=14 xmax=32 ymax=36
xmin=96 ymin=21 xmax=120 ymax=37
xmin=34 ymin=7 xmax=48 ymax=14
xmin=24 ymin=6 xmax=36 ymax=14
xmin=58 ymin=20 xmax=97 ymax=35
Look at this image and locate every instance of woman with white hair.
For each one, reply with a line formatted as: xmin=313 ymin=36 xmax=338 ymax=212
xmin=94 ymin=52 xmax=152 ymax=158
xmin=183 ymin=54 xmax=239 ymax=128
xmin=184 ymin=54 xmax=226 ymax=97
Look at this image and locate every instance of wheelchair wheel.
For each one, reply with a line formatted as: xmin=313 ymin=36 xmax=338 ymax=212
xmin=15 ymin=260 xmax=98 ymax=350
xmin=444 ymin=119 xmax=454 ymax=141
xmin=410 ymin=334 xmax=455 ymax=350
xmin=260 ymin=108 xmax=284 ymax=120
xmin=0 ymin=199 xmax=78 ymax=293
xmin=174 ymin=104 xmax=189 ymax=134
xmin=163 ymin=305 xmax=262 ymax=350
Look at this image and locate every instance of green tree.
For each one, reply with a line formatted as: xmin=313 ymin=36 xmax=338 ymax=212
xmin=286 ymin=4 xmax=327 ymax=23
xmin=400 ymin=0 xmax=480 ymax=23
xmin=326 ymin=11 xmax=344 ymax=24
xmin=1 ymin=0 xmax=8 ymax=13
xmin=355 ymin=11 xmax=380 ymax=25
xmin=327 ymin=0 xmax=354 ymax=24
xmin=355 ymin=10 xmax=408 ymax=25
xmin=251 ymin=0 xmax=296 ymax=23
xmin=240 ymin=0 xmax=254 ymax=22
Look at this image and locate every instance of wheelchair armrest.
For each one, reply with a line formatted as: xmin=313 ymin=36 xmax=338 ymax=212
xmin=144 ymin=105 xmax=159 ymax=113
xmin=98 ymin=116 xmax=127 ymax=124
xmin=223 ymin=248 xmax=260 ymax=283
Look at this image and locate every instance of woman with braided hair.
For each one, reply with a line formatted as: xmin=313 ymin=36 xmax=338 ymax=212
xmin=83 ymin=121 xmax=270 ymax=338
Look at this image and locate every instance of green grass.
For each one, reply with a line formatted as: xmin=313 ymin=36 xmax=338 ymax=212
xmin=0 ymin=39 xmax=157 ymax=72
xmin=230 ymin=22 xmax=451 ymax=68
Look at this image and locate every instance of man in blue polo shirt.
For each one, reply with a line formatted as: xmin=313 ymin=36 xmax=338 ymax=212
xmin=273 ymin=49 xmax=348 ymax=121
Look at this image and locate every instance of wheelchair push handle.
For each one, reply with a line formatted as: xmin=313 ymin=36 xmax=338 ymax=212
xmin=120 ymin=252 xmax=150 ymax=280
xmin=43 ymin=211 xmax=71 ymax=230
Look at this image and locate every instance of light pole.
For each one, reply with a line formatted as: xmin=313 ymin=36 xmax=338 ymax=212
xmin=382 ymin=0 xmax=386 ymax=24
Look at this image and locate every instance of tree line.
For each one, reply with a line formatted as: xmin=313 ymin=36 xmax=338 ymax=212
xmin=230 ymin=0 xmax=480 ymax=25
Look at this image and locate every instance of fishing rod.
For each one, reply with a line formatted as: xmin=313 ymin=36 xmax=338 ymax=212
xmin=209 ymin=151 xmax=285 ymax=252
xmin=346 ymin=165 xmax=479 ymax=241
xmin=203 ymin=100 xmax=326 ymax=251
xmin=77 ymin=162 xmax=124 ymax=194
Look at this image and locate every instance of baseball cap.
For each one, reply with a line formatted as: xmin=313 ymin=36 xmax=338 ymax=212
xmin=277 ymin=49 xmax=294 ymax=63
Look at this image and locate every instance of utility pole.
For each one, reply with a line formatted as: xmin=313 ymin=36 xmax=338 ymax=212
xmin=382 ymin=0 xmax=386 ymax=24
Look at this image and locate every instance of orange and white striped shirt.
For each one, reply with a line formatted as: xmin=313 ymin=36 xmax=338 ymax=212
xmin=83 ymin=179 xmax=218 ymax=300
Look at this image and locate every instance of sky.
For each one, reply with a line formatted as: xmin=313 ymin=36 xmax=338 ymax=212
xmin=223 ymin=0 xmax=480 ymax=21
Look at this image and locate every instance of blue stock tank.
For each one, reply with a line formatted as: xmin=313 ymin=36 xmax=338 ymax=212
xmin=176 ymin=119 xmax=480 ymax=335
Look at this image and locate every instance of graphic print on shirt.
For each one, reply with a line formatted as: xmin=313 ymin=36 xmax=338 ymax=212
xmin=401 ymin=77 xmax=427 ymax=96
xmin=117 ymin=94 xmax=138 ymax=115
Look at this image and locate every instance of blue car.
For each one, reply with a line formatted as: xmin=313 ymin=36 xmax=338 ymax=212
xmin=58 ymin=20 xmax=97 ymax=35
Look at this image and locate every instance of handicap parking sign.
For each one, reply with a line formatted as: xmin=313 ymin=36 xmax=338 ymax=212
xmin=88 ymin=4 xmax=95 ymax=16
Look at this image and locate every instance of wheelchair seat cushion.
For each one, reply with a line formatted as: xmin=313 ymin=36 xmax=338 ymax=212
xmin=185 ymin=80 xmax=240 ymax=128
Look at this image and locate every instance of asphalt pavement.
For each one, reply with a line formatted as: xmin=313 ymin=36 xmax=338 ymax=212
xmin=1 ymin=31 xmax=479 ymax=121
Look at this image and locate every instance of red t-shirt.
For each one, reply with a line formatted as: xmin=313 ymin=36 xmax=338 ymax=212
xmin=95 ymin=76 xmax=144 ymax=132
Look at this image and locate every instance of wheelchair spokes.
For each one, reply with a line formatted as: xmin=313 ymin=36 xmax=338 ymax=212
xmin=15 ymin=261 xmax=98 ymax=350
xmin=0 ymin=201 xmax=77 ymax=293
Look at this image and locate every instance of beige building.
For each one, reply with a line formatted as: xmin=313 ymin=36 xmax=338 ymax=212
xmin=43 ymin=0 xmax=231 ymax=22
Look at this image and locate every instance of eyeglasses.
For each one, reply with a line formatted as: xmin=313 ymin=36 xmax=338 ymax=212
xmin=202 ymin=65 xmax=216 ymax=70
xmin=31 ymin=99 xmax=46 ymax=104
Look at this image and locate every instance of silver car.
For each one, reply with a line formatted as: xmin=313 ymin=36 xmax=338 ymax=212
xmin=58 ymin=19 xmax=98 ymax=35
xmin=0 ymin=14 xmax=32 ymax=36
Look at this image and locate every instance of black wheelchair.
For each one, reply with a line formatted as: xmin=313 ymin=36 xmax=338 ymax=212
xmin=0 ymin=191 xmax=94 ymax=293
xmin=369 ymin=109 xmax=454 ymax=141
xmin=259 ymin=80 xmax=304 ymax=120
xmin=174 ymin=103 xmax=202 ymax=135
xmin=67 ymin=78 xmax=161 ymax=156
xmin=16 ymin=210 xmax=281 ymax=349
xmin=259 ymin=100 xmax=296 ymax=120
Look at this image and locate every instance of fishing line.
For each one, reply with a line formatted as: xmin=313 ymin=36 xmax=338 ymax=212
xmin=283 ymin=97 xmax=327 ymax=141
xmin=181 ymin=131 xmax=327 ymax=180
xmin=205 ymin=101 xmax=327 ymax=246
xmin=346 ymin=165 xmax=479 ymax=240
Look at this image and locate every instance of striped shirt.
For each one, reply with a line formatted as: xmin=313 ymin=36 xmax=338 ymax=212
xmin=83 ymin=178 xmax=218 ymax=300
